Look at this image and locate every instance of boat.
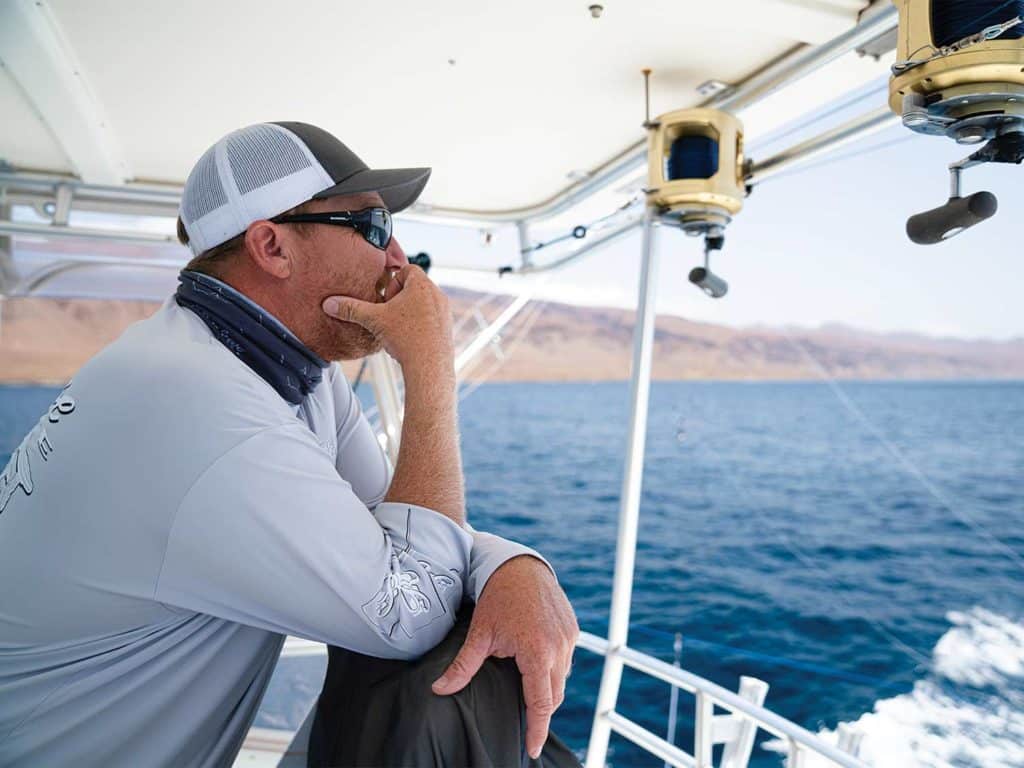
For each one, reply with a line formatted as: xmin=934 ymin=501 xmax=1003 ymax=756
xmin=2 ymin=1 xmax=1021 ymax=765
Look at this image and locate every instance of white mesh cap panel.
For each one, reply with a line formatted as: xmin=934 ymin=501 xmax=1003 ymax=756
xmin=226 ymin=125 xmax=311 ymax=195
xmin=179 ymin=124 xmax=334 ymax=257
xmin=179 ymin=147 xmax=227 ymax=223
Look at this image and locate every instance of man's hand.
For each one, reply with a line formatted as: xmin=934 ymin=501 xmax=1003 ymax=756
xmin=322 ymin=264 xmax=453 ymax=373
xmin=431 ymin=556 xmax=579 ymax=759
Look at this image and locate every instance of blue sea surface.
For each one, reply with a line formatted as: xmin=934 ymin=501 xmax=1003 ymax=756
xmin=2 ymin=380 xmax=1022 ymax=766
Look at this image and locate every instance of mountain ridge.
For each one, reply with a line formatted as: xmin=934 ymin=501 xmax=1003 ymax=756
xmin=1 ymin=290 xmax=1020 ymax=385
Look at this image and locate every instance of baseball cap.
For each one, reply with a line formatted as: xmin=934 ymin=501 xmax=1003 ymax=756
xmin=178 ymin=122 xmax=431 ymax=256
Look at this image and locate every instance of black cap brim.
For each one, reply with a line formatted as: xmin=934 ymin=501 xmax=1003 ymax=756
xmin=313 ymin=167 xmax=431 ymax=213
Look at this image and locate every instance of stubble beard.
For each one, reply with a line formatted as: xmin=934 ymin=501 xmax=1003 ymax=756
xmin=307 ymin=271 xmax=389 ymax=362
xmin=308 ymin=319 xmax=381 ymax=362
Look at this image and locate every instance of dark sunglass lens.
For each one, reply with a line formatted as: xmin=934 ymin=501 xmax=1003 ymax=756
xmin=370 ymin=209 xmax=391 ymax=248
xmin=348 ymin=208 xmax=391 ymax=249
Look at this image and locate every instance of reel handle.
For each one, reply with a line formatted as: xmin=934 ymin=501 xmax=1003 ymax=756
xmin=688 ymin=267 xmax=729 ymax=299
xmin=906 ymin=192 xmax=998 ymax=245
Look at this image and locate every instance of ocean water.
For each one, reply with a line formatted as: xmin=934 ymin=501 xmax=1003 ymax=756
xmin=2 ymin=380 xmax=1022 ymax=767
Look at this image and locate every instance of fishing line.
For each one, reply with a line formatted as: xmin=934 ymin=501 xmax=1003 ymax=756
xmin=751 ymin=77 xmax=891 ymax=155
xmin=683 ymin=402 xmax=1001 ymax=584
xmin=677 ymin=397 xmax=936 ymax=669
xmin=458 ymin=299 xmax=549 ymax=402
xmin=774 ymin=532 xmax=935 ymax=667
xmin=782 ymin=332 xmax=1024 ymax=574
xmin=451 ymin=291 xmax=505 ymax=339
xmin=931 ymin=0 xmax=1024 ymax=48
xmin=762 ymin=134 xmax=916 ymax=185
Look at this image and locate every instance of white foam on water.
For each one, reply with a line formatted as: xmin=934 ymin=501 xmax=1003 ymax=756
xmin=934 ymin=608 xmax=1024 ymax=689
xmin=765 ymin=607 xmax=1024 ymax=768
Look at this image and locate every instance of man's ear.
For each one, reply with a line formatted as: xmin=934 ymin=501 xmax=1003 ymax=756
xmin=244 ymin=220 xmax=292 ymax=279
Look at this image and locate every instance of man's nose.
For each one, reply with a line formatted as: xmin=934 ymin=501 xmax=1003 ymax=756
xmin=385 ymin=238 xmax=408 ymax=269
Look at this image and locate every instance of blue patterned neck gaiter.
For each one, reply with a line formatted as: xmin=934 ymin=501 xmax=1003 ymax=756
xmin=175 ymin=270 xmax=328 ymax=404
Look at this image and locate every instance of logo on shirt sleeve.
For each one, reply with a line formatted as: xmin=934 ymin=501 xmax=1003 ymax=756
xmin=361 ymin=508 xmax=461 ymax=639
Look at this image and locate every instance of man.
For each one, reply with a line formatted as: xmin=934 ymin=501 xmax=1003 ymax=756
xmin=0 ymin=122 xmax=579 ymax=767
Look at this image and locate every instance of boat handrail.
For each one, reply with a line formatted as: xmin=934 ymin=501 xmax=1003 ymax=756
xmin=575 ymin=631 xmax=868 ymax=768
xmin=279 ymin=632 xmax=868 ymax=768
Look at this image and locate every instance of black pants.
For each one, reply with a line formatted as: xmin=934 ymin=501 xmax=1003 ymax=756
xmin=307 ymin=605 xmax=580 ymax=768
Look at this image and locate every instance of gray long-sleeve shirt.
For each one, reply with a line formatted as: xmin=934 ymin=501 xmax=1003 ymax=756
xmin=0 ymin=298 xmax=546 ymax=767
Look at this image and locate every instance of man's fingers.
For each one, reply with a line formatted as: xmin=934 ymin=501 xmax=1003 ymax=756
xmin=382 ymin=270 xmax=403 ymax=302
xmin=431 ymin=632 xmax=490 ymax=696
xmin=394 ymin=263 xmax=425 ymax=283
xmin=521 ymin=664 xmax=555 ymax=760
xmin=321 ymin=296 xmax=383 ymax=330
xmin=550 ymin=667 xmax=566 ymax=711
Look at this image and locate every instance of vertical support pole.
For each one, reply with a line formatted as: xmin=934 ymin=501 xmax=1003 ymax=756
xmin=0 ymin=196 xmax=15 ymax=341
xmin=720 ymin=677 xmax=769 ymax=768
xmin=837 ymin=724 xmax=864 ymax=758
xmin=368 ymin=352 xmax=404 ymax=464
xmin=949 ymin=165 xmax=963 ymax=199
xmin=516 ymin=220 xmax=533 ymax=269
xmin=787 ymin=739 xmax=806 ymax=768
xmin=585 ymin=205 xmax=661 ymax=768
xmin=694 ymin=691 xmax=714 ymax=768
xmin=663 ymin=633 xmax=683 ymax=768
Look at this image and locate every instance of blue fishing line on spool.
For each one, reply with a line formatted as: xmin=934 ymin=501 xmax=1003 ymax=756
xmin=931 ymin=0 xmax=1024 ymax=48
xmin=668 ymin=135 xmax=719 ymax=180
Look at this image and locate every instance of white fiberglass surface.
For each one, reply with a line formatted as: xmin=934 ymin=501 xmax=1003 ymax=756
xmin=1 ymin=0 xmax=888 ymax=209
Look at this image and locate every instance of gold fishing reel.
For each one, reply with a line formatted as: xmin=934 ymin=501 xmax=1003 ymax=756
xmin=889 ymin=0 xmax=1024 ymax=243
xmin=645 ymin=106 xmax=747 ymax=298
xmin=646 ymin=108 xmax=747 ymax=235
xmin=890 ymin=0 xmax=1024 ymax=143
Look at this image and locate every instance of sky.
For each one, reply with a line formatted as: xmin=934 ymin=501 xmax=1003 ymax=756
xmin=392 ymin=78 xmax=1023 ymax=342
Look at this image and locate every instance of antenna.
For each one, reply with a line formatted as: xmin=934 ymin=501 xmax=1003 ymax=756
xmin=642 ymin=69 xmax=656 ymax=129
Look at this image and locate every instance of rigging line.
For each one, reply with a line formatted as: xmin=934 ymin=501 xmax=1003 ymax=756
xmin=672 ymin=391 xmax=936 ymax=668
xmin=782 ymin=332 xmax=1024 ymax=573
xmin=687 ymin=403 xmax=1012 ymax=591
xmin=454 ymin=298 xmax=539 ymax=383
xmin=682 ymin=403 xmax=935 ymax=670
xmin=451 ymin=291 xmax=504 ymax=340
xmin=761 ymin=134 xmax=916 ymax=185
xmin=458 ymin=299 xmax=549 ymax=402
xmin=751 ymin=78 xmax=891 ymax=154
xmin=457 ymin=300 xmax=547 ymax=400
xmin=774 ymin=532 xmax=934 ymax=667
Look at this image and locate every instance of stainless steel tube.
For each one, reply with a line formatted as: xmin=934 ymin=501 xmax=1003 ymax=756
xmin=584 ymin=206 xmax=661 ymax=768
xmin=412 ymin=4 xmax=898 ymax=225
xmin=711 ymin=3 xmax=898 ymax=113
xmin=746 ymin=106 xmax=900 ymax=184
xmin=0 ymin=220 xmax=181 ymax=246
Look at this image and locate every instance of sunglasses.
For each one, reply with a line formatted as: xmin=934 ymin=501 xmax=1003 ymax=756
xmin=272 ymin=207 xmax=392 ymax=250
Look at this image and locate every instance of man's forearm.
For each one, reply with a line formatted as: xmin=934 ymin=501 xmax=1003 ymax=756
xmin=383 ymin=362 xmax=466 ymax=526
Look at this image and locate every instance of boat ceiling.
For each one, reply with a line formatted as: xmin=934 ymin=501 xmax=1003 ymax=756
xmin=2 ymin=0 xmax=890 ymax=212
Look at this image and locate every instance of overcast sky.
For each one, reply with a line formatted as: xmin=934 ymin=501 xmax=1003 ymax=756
xmin=398 ymin=79 xmax=1022 ymax=342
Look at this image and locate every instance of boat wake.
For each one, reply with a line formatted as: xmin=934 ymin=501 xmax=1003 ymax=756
xmin=769 ymin=607 xmax=1024 ymax=767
